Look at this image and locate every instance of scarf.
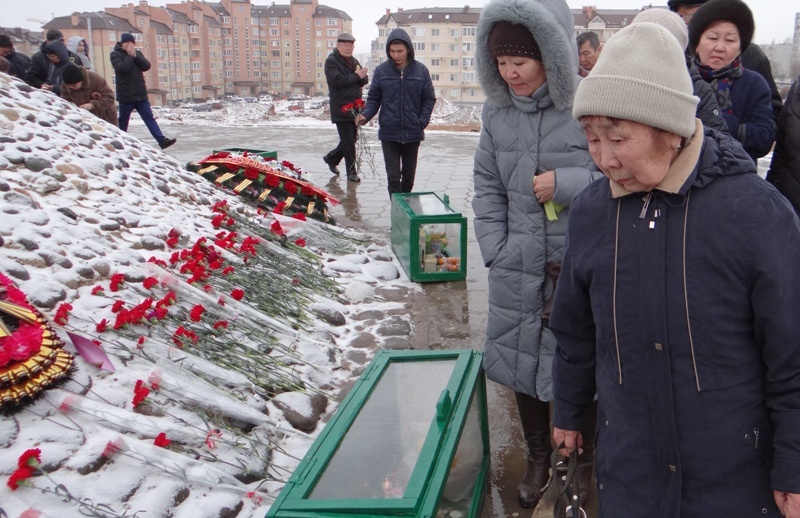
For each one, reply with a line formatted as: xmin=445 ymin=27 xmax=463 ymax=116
xmin=694 ymin=55 xmax=743 ymax=115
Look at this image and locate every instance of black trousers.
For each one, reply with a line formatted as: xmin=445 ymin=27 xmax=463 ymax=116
xmin=381 ymin=140 xmax=421 ymax=197
xmin=325 ymin=122 xmax=358 ymax=176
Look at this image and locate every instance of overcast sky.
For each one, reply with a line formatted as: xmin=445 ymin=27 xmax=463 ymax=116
xmin=5 ymin=0 xmax=798 ymax=55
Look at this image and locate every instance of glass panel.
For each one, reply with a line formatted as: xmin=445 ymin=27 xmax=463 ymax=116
xmin=309 ymin=360 xmax=456 ymax=500
xmin=419 ymin=223 xmax=463 ymax=274
xmin=435 ymin=392 xmax=483 ymax=517
xmin=403 ymin=193 xmax=455 ymax=216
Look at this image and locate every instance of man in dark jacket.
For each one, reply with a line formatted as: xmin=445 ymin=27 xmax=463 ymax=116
xmin=668 ymin=0 xmax=783 ymax=125
xmin=25 ymin=29 xmax=79 ymax=96
xmin=110 ymin=33 xmax=175 ymax=150
xmin=356 ymin=29 xmax=436 ymax=197
xmin=0 ymin=34 xmax=31 ymax=81
xmin=323 ymin=33 xmax=368 ymax=182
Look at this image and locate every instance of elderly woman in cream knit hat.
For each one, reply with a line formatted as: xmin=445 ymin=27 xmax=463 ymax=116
xmin=550 ymin=21 xmax=800 ymax=518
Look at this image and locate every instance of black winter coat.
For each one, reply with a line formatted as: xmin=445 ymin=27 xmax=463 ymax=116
xmin=361 ymin=29 xmax=436 ymax=143
xmin=688 ymin=65 xmax=728 ymax=135
xmin=552 ymin=123 xmax=800 ymax=517
xmin=742 ymin=43 xmax=783 ymax=126
xmin=767 ymin=77 xmax=800 ymax=213
xmin=6 ymin=49 xmax=31 ymax=81
xmin=110 ymin=43 xmax=151 ymax=103
xmin=325 ymin=49 xmax=368 ymax=123
xmin=25 ymin=41 xmax=79 ymax=95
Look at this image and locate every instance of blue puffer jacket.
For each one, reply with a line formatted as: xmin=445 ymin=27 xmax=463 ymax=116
xmin=361 ymin=28 xmax=436 ymax=143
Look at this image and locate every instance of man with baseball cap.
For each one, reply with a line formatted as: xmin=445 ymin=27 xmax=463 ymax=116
xmin=0 ymin=34 xmax=31 ymax=81
xmin=322 ymin=32 xmax=368 ymax=182
xmin=668 ymin=0 xmax=782 ymax=124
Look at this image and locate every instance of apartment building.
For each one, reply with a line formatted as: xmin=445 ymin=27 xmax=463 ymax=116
xmin=33 ymin=0 xmax=354 ymax=105
xmin=374 ymin=7 xmax=483 ymax=105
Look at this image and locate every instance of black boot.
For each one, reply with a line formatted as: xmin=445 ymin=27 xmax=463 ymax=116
xmin=515 ymin=392 xmax=552 ymax=509
xmin=576 ymin=400 xmax=597 ymax=506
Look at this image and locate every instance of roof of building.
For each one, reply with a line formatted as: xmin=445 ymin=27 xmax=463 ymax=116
xmin=164 ymin=9 xmax=194 ymax=26
xmin=571 ymin=7 xmax=658 ymax=28
xmin=150 ymin=20 xmax=171 ymax=35
xmin=42 ymin=12 xmax=136 ymax=33
xmin=254 ymin=3 xmax=351 ymax=21
xmin=377 ymin=7 xmax=481 ymax=25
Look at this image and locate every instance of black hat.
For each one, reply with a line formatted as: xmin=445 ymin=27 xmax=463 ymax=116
xmin=667 ymin=0 xmax=708 ymax=11
xmin=488 ymin=21 xmax=543 ymax=62
xmin=0 ymin=35 xmax=12 ymax=48
xmin=45 ymin=29 xmax=63 ymax=41
xmin=688 ymin=0 xmax=754 ymax=54
xmin=337 ymin=33 xmax=355 ymax=43
xmin=121 ymin=33 xmax=136 ymax=44
xmin=62 ymin=64 xmax=84 ymax=85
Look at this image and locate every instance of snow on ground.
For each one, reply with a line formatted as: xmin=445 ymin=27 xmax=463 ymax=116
xmin=0 ymin=73 xmax=423 ymax=518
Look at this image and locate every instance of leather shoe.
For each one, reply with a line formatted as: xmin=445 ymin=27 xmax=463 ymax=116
xmin=159 ymin=137 xmax=177 ymax=150
xmin=347 ymin=173 xmax=361 ymax=183
xmin=323 ymin=155 xmax=340 ymax=175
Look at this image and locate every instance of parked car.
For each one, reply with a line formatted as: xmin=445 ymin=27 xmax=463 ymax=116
xmin=193 ymin=104 xmax=213 ymax=112
xmin=288 ymin=94 xmax=310 ymax=101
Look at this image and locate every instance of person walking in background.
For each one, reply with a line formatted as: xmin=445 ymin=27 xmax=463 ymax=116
xmin=631 ymin=8 xmax=729 ymax=135
xmin=668 ymin=0 xmax=783 ymax=125
xmin=25 ymin=29 xmax=78 ymax=96
xmin=67 ymin=37 xmax=92 ymax=70
xmin=323 ymin=32 xmax=368 ymax=183
xmin=60 ymin=63 xmax=118 ymax=126
xmin=0 ymin=34 xmax=31 ymax=81
xmin=551 ymin=20 xmax=800 ymax=517
xmin=356 ymin=28 xmax=436 ymax=198
xmin=688 ymin=0 xmax=775 ymax=162
xmin=472 ymin=0 xmax=601 ymax=510
xmin=767 ymin=76 xmax=800 ymax=214
xmin=110 ymin=33 xmax=175 ymax=150
xmin=576 ymin=32 xmax=601 ymax=78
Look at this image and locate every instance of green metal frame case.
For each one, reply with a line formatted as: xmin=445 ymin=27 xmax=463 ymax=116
xmin=266 ymin=349 xmax=490 ymax=518
xmin=391 ymin=192 xmax=468 ymax=282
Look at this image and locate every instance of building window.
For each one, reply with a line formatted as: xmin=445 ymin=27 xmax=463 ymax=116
xmin=327 ymin=18 xmax=337 ymax=26
xmin=271 ymin=40 xmax=279 ymax=47
xmin=450 ymin=44 xmax=458 ymax=52
xmin=450 ymin=73 xmax=458 ymax=81
xmin=271 ymin=60 xmax=280 ymax=67
xmin=431 ymin=43 xmax=440 ymax=52
xmin=413 ymin=42 xmax=425 ymax=51
xmin=462 ymin=57 xmax=475 ymax=67
xmin=270 ymin=18 xmax=279 ymax=26
xmin=270 ymin=29 xmax=279 ymax=36
xmin=379 ymin=28 xmax=385 ymax=37
xmin=450 ymin=88 xmax=459 ymax=97
xmin=451 ymin=29 xmax=460 ymax=37
xmin=450 ymin=59 xmax=458 ymax=67
xmin=462 ymin=42 xmax=473 ymax=52
xmin=463 ymin=72 xmax=475 ymax=82
xmin=431 ymin=59 xmax=440 ymax=66
xmin=412 ymin=27 xmax=425 ymax=37
xmin=431 ymin=74 xmax=439 ymax=81
xmin=463 ymin=27 xmax=476 ymax=37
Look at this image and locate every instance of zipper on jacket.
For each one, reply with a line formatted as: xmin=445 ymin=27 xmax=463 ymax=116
xmin=639 ymin=192 xmax=653 ymax=219
xmin=753 ymin=428 xmax=760 ymax=449
xmin=400 ymin=67 xmax=405 ymax=143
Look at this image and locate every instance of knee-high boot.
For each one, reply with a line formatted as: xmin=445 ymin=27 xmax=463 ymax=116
xmin=576 ymin=400 xmax=597 ymax=505
xmin=515 ymin=392 xmax=552 ymax=509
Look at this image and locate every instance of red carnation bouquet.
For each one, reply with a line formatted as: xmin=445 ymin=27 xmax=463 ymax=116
xmin=341 ymin=99 xmax=375 ymax=176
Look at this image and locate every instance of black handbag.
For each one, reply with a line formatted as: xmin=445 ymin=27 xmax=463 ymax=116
xmin=551 ymin=446 xmax=587 ymax=518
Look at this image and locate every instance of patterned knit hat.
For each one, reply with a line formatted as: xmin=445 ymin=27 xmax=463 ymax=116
xmin=487 ymin=21 xmax=543 ymax=62
xmin=573 ymin=23 xmax=698 ymax=139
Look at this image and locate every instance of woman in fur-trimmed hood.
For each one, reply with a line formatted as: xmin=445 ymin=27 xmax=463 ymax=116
xmin=472 ymin=0 xmax=601 ymax=510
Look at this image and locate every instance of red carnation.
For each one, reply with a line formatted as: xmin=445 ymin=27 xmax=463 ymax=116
xmin=189 ymin=305 xmax=205 ymax=322
xmin=143 ymin=277 xmax=159 ymax=290
xmin=213 ymin=321 xmax=229 ymax=330
xmin=354 ymin=99 xmax=365 ymax=109
xmin=222 ymin=266 xmax=235 ymax=275
xmin=294 ymin=238 xmax=306 ymax=247
xmin=231 ymin=289 xmax=245 ymax=301
xmin=264 ymin=174 xmax=281 ymax=188
xmin=244 ymin=168 xmax=260 ymax=180
xmin=111 ymin=300 xmax=125 ymax=313
xmin=96 ymin=319 xmax=109 ymax=333
xmin=91 ymin=285 xmax=105 ymax=296
xmin=284 ymin=181 xmax=297 ymax=195
xmin=132 ymin=380 xmax=150 ymax=408
xmin=153 ymin=432 xmax=171 ymax=448
xmin=54 ymin=303 xmax=73 ymax=326
xmin=292 ymin=212 xmax=307 ymax=221
xmin=342 ymin=103 xmax=354 ymax=113
xmin=7 ymin=466 xmax=34 ymax=490
xmin=18 ymin=449 xmax=41 ymax=469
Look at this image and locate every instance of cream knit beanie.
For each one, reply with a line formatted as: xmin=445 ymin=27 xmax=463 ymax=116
xmin=631 ymin=8 xmax=689 ymax=50
xmin=572 ymin=23 xmax=698 ymax=139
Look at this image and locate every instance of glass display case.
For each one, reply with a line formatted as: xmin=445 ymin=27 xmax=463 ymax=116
xmin=391 ymin=193 xmax=467 ymax=282
xmin=266 ymin=349 xmax=489 ymax=518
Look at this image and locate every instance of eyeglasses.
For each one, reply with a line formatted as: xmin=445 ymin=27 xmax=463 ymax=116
xmin=337 ymin=42 xmax=355 ymax=46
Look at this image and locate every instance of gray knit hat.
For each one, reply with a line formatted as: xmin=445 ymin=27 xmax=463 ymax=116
xmin=631 ymin=8 xmax=689 ymax=50
xmin=573 ymin=23 xmax=698 ymax=139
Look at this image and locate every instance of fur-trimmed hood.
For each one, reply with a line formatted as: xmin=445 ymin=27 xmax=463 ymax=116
xmin=476 ymin=0 xmax=579 ymax=110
